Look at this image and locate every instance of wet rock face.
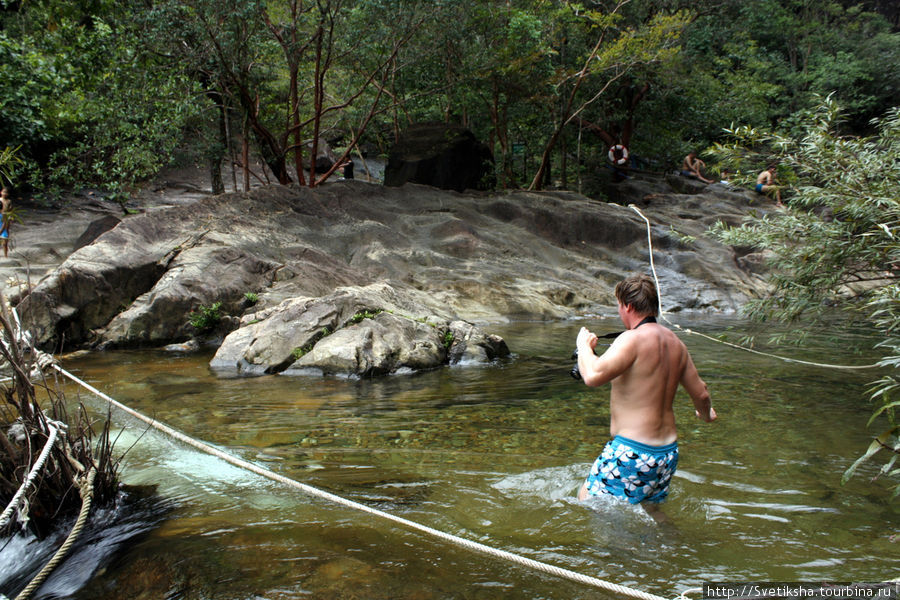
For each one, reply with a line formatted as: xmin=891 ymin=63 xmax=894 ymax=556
xmin=15 ymin=177 xmax=773 ymax=373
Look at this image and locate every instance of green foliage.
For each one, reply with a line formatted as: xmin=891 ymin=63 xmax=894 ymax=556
xmin=0 ymin=146 xmax=22 ymax=188
xmin=634 ymin=1 xmax=900 ymax=168
xmin=2 ymin=0 xmax=899 ymax=200
xmin=710 ymin=97 xmax=900 ymax=496
xmin=0 ymin=3 xmax=201 ymax=199
xmin=669 ymin=227 xmax=697 ymax=246
xmin=349 ymin=309 xmax=383 ymax=324
xmin=244 ymin=292 xmax=259 ymax=305
xmin=442 ymin=330 xmax=455 ymax=350
xmin=189 ymin=301 xmax=223 ymax=333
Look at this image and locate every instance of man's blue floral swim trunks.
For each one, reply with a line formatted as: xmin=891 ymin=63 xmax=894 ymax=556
xmin=583 ymin=435 xmax=679 ymax=504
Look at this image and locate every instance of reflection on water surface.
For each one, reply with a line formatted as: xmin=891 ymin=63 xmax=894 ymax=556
xmin=3 ymin=315 xmax=897 ymax=599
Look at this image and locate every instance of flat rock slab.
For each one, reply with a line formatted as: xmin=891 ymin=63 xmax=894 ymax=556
xmin=14 ymin=179 xmax=771 ymax=377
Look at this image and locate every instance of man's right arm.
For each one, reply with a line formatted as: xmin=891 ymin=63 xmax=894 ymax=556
xmin=576 ymin=328 xmax=635 ymax=388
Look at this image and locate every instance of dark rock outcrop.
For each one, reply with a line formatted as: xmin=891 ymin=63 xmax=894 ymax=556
xmin=73 ymin=215 xmax=121 ymax=251
xmin=384 ymin=123 xmax=495 ymax=192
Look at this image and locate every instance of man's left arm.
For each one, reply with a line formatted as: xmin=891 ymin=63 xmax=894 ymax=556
xmin=681 ymin=353 xmax=716 ymax=422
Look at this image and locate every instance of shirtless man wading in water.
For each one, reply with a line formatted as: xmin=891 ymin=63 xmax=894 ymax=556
xmin=575 ymin=274 xmax=716 ymax=517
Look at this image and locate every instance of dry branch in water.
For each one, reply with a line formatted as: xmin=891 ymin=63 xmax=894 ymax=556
xmin=0 ymin=292 xmax=119 ymax=539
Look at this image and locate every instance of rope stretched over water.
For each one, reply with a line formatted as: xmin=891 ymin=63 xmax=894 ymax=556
xmin=14 ymin=467 xmax=96 ymax=600
xmin=627 ymin=204 xmax=882 ymax=371
xmin=0 ymin=423 xmax=60 ymax=530
xmin=53 ymin=364 xmax=673 ymax=600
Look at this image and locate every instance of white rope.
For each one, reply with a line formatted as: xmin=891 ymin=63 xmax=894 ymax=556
xmin=14 ymin=468 xmax=96 ymax=600
xmin=628 ymin=204 xmax=882 ymax=371
xmin=53 ymin=363 xmax=671 ymax=600
xmin=0 ymin=423 xmax=59 ymax=530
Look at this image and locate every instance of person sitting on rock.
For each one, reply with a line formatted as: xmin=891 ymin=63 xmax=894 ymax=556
xmin=680 ymin=152 xmax=713 ymax=184
xmin=755 ymin=165 xmax=783 ymax=207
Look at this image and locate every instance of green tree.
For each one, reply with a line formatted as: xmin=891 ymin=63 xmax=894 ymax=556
xmin=0 ymin=1 xmax=200 ymax=202
xmin=633 ymin=0 xmax=900 ymax=168
xmin=142 ymin=0 xmax=423 ymax=189
xmin=529 ymin=5 xmax=689 ymax=189
xmin=710 ymin=97 xmax=900 ymax=495
xmin=381 ymin=0 xmax=556 ymax=188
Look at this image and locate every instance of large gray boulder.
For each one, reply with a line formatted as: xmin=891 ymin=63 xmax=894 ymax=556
xmin=100 ymin=241 xmax=277 ymax=346
xmin=210 ymin=283 xmax=509 ymax=377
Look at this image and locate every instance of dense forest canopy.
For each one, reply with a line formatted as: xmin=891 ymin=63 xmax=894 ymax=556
xmin=1 ymin=0 xmax=898 ymax=197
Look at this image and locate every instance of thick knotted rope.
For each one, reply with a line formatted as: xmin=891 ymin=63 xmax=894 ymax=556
xmin=0 ymin=423 xmax=60 ymax=530
xmin=14 ymin=467 xmax=97 ymax=600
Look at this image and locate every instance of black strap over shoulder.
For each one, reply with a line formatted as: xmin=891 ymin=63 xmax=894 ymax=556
xmin=635 ymin=316 xmax=657 ymax=328
xmin=600 ymin=315 xmax=656 ymax=339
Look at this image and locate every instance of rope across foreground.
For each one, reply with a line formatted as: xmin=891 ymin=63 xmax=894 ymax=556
xmin=53 ymin=364 xmax=675 ymax=600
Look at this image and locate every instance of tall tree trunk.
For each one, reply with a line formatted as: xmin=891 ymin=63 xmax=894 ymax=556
xmin=209 ymin=159 xmax=224 ymax=195
xmin=309 ymin=24 xmax=326 ymax=186
xmin=224 ymin=100 xmax=237 ymax=192
xmin=242 ymin=117 xmax=250 ymax=193
xmin=290 ymin=61 xmax=307 ymax=186
xmin=209 ymin=94 xmax=227 ymax=195
xmin=490 ymin=79 xmax=514 ymax=188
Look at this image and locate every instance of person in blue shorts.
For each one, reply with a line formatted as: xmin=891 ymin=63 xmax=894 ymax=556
xmin=1 ymin=188 xmax=10 ymax=258
xmin=755 ymin=165 xmax=783 ymax=207
xmin=574 ymin=274 xmax=716 ymax=520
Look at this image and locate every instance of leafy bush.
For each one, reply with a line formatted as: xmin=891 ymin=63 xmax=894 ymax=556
xmin=189 ymin=302 xmax=223 ymax=333
xmin=710 ymin=97 xmax=900 ymax=496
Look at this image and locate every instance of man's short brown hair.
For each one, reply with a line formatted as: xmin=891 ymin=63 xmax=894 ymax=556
xmin=614 ymin=274 xmax=659 ymax=316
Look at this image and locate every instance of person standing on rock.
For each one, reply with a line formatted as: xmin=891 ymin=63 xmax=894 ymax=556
xmin=1 ymin=187 xmax=11 ymax=257
xmin=574 ymin=273 xmax=716 ymax=521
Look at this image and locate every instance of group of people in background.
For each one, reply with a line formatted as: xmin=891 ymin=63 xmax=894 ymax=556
xmin=681 ymin=152 xmax=783 ymax=207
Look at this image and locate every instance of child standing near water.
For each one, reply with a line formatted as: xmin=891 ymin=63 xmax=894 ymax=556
xmin=574 ymin=274 xmax=716 ymax=521
xmin=1 ymin=187 xmax=11 ymax=258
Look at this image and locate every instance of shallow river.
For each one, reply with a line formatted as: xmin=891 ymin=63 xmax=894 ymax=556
xmin=3 ymin=315 xmax=898 ymax=599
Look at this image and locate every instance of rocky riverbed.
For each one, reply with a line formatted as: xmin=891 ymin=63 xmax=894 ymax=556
xmin=4 ymin=170 xmax=773 ymax=376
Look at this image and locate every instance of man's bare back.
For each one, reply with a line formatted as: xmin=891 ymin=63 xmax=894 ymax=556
xmin=607 ymin=323 xmax=691 ymax=445
xmin=574 ymin=274 xmax=715 ymax=505
xmin=576 ymin=313 xmax=713 ymax=446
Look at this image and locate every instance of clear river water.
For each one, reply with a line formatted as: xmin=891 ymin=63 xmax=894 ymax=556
xmin=2 ymin=314 xmax=897 ymax=599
